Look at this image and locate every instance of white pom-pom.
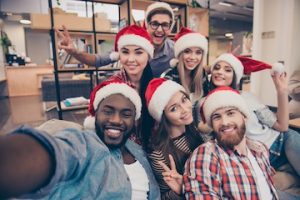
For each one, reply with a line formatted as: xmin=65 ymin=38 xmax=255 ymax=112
xmin=271 ymin=62 xmax=285 ymax=75
xmin=83 ymin=116 xmax=95 ymax=131
xmin=109 ymin=51 xmax=119 ymax=61
xmin=169 ymin=58 xmax=179 ymax=67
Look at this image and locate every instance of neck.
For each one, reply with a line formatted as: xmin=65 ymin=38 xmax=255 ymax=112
xmin=128 ymin=74 xmax=141 ymax=92
xmin=169 ymin=125 xmax=186 ymax=139
xmin=154 ymin=42 xmax=164 ymax=55
xmin=234 ymin=136 xmax=247 ymax=156
xmin=184 ymin=70 xmax=192 ymax=87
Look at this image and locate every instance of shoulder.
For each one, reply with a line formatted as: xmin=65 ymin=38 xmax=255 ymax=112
xmin=160 ymin=67 xmax=177 ymax=79
xmin=165 ymin=38 xmax=174 ymax=47
xmin=190 ymin=141 xmax=218 ymax=161
xmin=246 ymin=137 xmax=268 ymax=154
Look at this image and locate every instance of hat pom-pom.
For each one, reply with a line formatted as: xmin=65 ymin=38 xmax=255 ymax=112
xmin=169 ymin=58 xmax=179 ymax=67
xmin=109 ymin=51 xmax=119 ymax=61
xmin=83 ymin=116 xmax=95 ymax=130
xmin=271 ymin=62 xmax=285 ymax=75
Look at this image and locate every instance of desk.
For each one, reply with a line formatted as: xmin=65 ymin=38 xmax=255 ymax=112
xmin=5 ymin=65 xmax=53 ymax=96
xmin=289 ymin=118 xmax=300 ymax=129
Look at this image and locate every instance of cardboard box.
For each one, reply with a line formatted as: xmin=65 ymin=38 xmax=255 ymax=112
xmin=31 ymin=14 xmax=93 ymax=31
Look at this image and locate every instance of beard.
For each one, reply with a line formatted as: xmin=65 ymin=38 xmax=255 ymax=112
xmin=215 ymin=123 xmax=246 ymax=149
xmin=95 ymin=121 xmax=133 ymax=150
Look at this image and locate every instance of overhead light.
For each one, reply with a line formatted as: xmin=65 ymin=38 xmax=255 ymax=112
xmin=219 ymin=2 xmax=234 ymax=7
xmin=19 ymin=19 xmax=32 ymax=25
xmin=225 ymin=33 xmax=233 ymax=38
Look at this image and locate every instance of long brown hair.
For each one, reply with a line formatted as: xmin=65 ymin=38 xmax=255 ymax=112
xmin=148 ymin=92 xmax=204 ymax=173
xmin=177 ymin=52 xmax=204 ymax=99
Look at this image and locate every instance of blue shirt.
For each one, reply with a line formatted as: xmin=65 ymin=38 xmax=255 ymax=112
xmin=14 ymin=125 xmax=160 ymax=200
xmin=95 ymin=38 xmax=174 ymax=78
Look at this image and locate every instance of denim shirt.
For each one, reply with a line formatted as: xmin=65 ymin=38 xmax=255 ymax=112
xmin=13 ymin=125 xmax=160 ymax=200
xmin=95 ymin=38 xmax=174 ymax=78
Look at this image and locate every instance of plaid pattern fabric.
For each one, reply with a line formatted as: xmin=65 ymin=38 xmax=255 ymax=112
xmin=183 ymin=138 xmax=278 ymax=200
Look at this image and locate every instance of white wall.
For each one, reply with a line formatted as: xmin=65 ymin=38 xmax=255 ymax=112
xmin=0 ymin=0 xmax=48 ymax=13
xmin=3 ymin=22 xmax=26 ymax=56
xmin=252 ymin=0 xmax=299 ymax=106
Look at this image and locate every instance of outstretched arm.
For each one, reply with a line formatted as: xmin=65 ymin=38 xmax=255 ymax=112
xmin=271 ymin=72 xmax=289 ymax=132
xmin=56 ymin=25 xmax=96 ymax=66
xmin=0 ymin=134 xmax=54 ymax=199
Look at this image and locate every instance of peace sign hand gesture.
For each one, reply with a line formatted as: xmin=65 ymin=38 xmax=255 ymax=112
xmin=55 ymin=25 xmax=78 ymax=55
xmin=158 ymin=154 xmax=183 ymax=195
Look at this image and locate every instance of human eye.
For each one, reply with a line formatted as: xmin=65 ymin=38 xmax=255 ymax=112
xmin=196 ymin=50 xmax=203 ymax=55
xmin=120 ymin=48 xmax=129 ymax=54
xmin=183 ymin=48 xmax=192 ymax=54
xmin=170 ymin=105 xmax=177 ymax=112
xmin=225 ymin=67 xmax=233 ymax=72
xmin=161 ymin=22 xmax=170 ymax=29
xmin=213 ymin=64 xmax=221 ymax=70
xmin=211 ymin=114 xmax=221 ymax=121
xmin=135 ymin=50 xmax=145 ymax=55
xmin=182 ymin=95 xmax=189 ymax=103
xmin=122 ymin=110 xmax=134 ymax=118
xmin=150 ymin=21 xmax=159 ymax=29
xmin=102 ymin=108 xmax=114 ymax=115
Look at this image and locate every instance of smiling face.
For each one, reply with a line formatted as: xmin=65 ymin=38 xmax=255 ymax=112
xmin=182 ymin=47 xmax=204 ymax=71
xmin=164 ymin=91 xmax=193 ymax=127
xmin=95 ymin=94 xmax=136 ymax=149
xmin=146 ymin=13 xmax=172 ymax=47
xmin=211 ymin=61 xmax=234 ymax=87
xmin=211 ymin=107 xmax=246 ymax=149
xmin=119 ymin=45 xmax=149 ymax=78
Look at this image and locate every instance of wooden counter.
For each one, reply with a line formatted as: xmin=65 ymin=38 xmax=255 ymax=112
xmin=5 ymin=65 xmax=53 ymax=97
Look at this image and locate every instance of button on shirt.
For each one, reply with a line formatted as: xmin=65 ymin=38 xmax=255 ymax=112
xmin=183 ymin=138 xmax=278 ymax=200
xmin=95 ymin=38 xmax=174 ymax=78
xmin=13 ymin=125 xmax=160 ymax=200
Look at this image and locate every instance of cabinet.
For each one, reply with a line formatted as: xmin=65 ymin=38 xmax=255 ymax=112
xmin=45 ymin=0 xmax=208 ymax=119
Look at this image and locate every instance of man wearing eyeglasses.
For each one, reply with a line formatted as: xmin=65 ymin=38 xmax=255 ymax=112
xmin=57 ymin=2 xmax=175 ymax=78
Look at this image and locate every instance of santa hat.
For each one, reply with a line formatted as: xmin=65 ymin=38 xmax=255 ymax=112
xmin=109 ymin=25 xmax=154 ymax=61
xmin=200 ymin=86 xmax=250 ymax=127
xmin=211 ymin=53 xmax=285 ymax=83
xmin=144 ymin=2 xmax=175 ymax=29
xmin=170 ymin=27 xmax=208 ymax=67
xmin=145 ymin=78 xmax=185 ymax=121
xmin=84 ymin=79 xmax=142 ymax=130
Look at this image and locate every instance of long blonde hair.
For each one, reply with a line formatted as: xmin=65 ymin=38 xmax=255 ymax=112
xmin=177 ymin=52 xmax=204 ymax=99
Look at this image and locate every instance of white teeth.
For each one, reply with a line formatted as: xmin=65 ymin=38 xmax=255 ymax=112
xmin=107 ymin=129 xmax=120 ymax=133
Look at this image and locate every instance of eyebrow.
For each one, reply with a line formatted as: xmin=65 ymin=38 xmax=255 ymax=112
xmin=121 ymin=47 xmax=144 ymax=51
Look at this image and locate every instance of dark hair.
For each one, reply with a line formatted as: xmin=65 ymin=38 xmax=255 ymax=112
xmin=209 ymin=70 xmax=238 ymax=92
xmin=148 ymin=93 xmax=204 ymax=173
xmin=138 ymin=63 xmax=155 ymax=150
xmin=147 ymin=10 xmax=172 ymax=23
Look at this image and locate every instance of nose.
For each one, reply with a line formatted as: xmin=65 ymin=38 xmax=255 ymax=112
xmin=127 ymin=54 xmax=135 ymax=62
xmin=220 ymin=115 xmax=230 ymax=125
xmin=156 ymin=24 xmax=163 ymax=31
xmin=109 ymin=113 xmax=122 ymax=124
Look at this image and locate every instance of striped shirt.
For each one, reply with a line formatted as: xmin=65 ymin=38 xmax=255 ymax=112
xmin=183 ymin=138 xmax=278 ymax=200
xmin=148 ymin=133 xmax=194 ymax=200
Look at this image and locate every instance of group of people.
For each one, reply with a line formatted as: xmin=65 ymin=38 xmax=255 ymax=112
xmin=0 ymin=2 xmax=300 ymax=199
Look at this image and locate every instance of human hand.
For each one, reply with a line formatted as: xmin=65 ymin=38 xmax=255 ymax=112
xmin=55 ymin=25 xmax=78 ymax=55
xmin=159 ymin=154 xmax=183 ymax=195
xmin=271 ymin=71 xmax=288 ymax=93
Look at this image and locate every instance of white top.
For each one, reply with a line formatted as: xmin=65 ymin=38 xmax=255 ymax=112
xmin=124 ymin=160 xmax=149 ymax=200
xmin=248 ymin=149 xmax=273 ymax=200
xmin=241 ymin=91 xmax=280 ymax=147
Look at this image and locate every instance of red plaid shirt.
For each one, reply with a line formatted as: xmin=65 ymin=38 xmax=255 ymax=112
xmin=183 ymin=138 xmax=278 ymax=200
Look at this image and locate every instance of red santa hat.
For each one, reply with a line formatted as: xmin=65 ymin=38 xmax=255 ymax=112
xmin=200 ymin=86 xmax=250 ymax=127
xmin=84 ymin=79 xmax=142 ymax=130
xmin=211 ymin=53 xmax=285 ymax=83
xmin=145 ymin=78 xmax=185 ymax=121
xmin=170 ymin=27 xmax=208 ymax=67
xmin=109 ymin=25 xmax=154 ymax=61
xmin=144 ymin=2 xmax=175 ymax=30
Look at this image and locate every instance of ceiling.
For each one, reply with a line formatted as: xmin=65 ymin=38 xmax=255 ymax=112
xmin=197 ymin=0 xmax=254 ymax=37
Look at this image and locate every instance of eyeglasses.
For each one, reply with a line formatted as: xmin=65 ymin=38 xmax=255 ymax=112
xmin=149 ymin=21 xmax=171 ymax=31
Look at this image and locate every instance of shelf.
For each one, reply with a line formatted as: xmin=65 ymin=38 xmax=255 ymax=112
xmin=59 ymin=101 xmax=89 ymax=111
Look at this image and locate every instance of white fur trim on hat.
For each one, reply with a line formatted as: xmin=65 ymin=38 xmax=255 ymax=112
xmin=211 ymin=53 xmax=244 ymax=83
xmin=148 ymin=80 xmax=185 ymax=121
xmin=109 ymin=51 xmax=120 ymax=61
xmin=145 ymin=2 xmax=175 ymax=29
xmin=174 ymin=33 xmax=208 ymax=58
xmin=202 ymin=90 xmax=250 ymax=127
xmin=118 ymin=34 xmax=154 ymax=58
xmin=169 ymin=58 xmax=179 ymax=67
xmin=93 ymin=83 xmax=142 ymax=120
xmin=83 ymin=116 xmax=96 ymax=130
xmin=271 ymin=62 xmax=285 ymax=75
